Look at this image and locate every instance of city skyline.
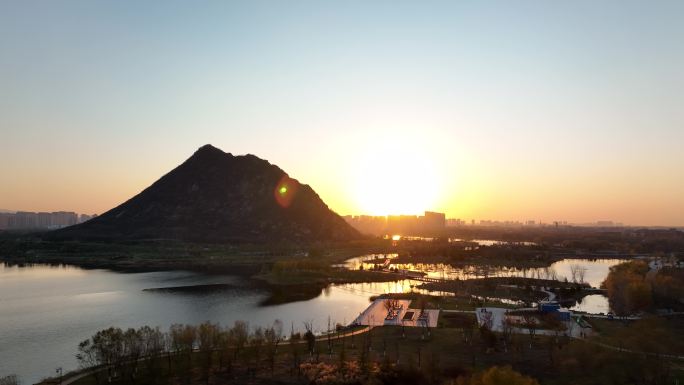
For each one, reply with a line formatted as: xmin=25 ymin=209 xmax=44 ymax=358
xmin=0 ymin=205 xmax=658 ymax=229
xmin=2 ymin=1 xmax=684 ymax=226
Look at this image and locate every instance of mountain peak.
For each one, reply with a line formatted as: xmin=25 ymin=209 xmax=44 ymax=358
xmin=193 ymin=144 xmax=229 ymax=157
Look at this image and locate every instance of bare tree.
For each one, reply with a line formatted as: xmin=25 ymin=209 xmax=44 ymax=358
xmin=549 ymin=268 xmax=558 ymax=281
xmin=231 ymin=321 xmax=249 ymax=362
xmin=303 ymin=321 xmax=316 ymax=357
xmin=500 ymin=315 xmax=514 ymax=352
xmin=122 ymin=328 xmax=143 ymax=381
xmin=289 ymin=323 xmax=301 ymax=375
xmin=577 ymin=267 xmax=587 ymax=284
xmin=272 ymin=319 xmax=283 ymax=353
xmin=521 ymin=312 xmax=538 ymax=349
xmin=76 ymin=339 xmax=102 ymax=385
xmin=327 ymin=316 xmax=333 ymax=356
xmin=197 ymin=321 xmax=219 ymax=383
xmin=264 ymin=320 xmax=283 ymax=375
xmin=383 ymin=298 xmax=399 ymax=312
xmin=218 ymin=326 xmax=235 ymax=372
xmin=139 ymin=326 xmax=165 ymax=377
xmin=251 ymin=327 xmax=265 ymax=371
xmin=0 ymin=376 xmax=20 ymax=385
xmin=569 ymin=264 xmax=580 ymax=283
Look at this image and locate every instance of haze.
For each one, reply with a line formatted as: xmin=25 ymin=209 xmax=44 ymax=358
xmin=1 ymin=0 xmax=683 ymax=226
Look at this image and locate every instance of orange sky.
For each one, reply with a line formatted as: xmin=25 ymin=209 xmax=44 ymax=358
xmin=2 ymin=1 xmax=683 ymax=226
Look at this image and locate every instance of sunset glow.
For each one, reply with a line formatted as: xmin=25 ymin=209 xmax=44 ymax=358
xmin=1 ymin=1 xmax=683 ymax=226
xmin=350 ymin=135 xmax=443 ymax=216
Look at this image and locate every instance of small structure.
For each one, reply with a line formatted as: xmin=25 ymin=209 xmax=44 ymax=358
xmin=538 ymin=301 xmax=561 ymax=313
xmin=538 ymin=300 xmax=572 ymax=321
xmin=353 ymin=298 xmax=439 ymax=328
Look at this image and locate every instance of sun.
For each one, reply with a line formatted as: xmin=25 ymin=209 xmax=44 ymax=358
xmin=352 ymin=137 xmax=441 ymax=215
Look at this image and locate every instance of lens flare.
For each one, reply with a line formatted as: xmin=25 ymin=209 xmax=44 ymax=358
xmin=274 ymin=176 xmax=298 ymax=208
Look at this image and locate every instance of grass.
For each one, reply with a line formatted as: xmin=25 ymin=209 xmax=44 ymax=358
xmin=588 ymin=316 xmax=684 ymax=356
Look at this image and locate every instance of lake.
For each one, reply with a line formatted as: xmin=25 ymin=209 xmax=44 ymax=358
xmin=345 ymin=255 xmax=624 ymax=315
xmin=345 ymin=255 xmax=625 ymax=288
xmin=0 ymin=263 xmax=414 ymax=384
xmin=0 ymin=257 xmax=623 ymax=383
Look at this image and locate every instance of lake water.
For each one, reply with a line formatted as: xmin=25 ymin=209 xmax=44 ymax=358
xmin=346 ymin=255 xmax=625 ymax=288
xmin=0 ymin=257 xmax=623 ymax=383
xmin=0 ymin=263 xmax=419 ymax=384
xmin=345 ymin=255 xmax=624 ymax=315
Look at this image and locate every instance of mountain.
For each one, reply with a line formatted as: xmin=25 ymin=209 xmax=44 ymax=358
xmin=50 ymin=145 xmax=360 ymax=243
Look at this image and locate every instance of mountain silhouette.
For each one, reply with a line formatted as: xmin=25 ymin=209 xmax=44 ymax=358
xmin=50 ymin=145 xmax=359 ymax=243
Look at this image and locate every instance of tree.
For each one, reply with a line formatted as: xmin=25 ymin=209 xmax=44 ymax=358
xmin=569 ymin=264 xmax=580 ymax=284
xmin=91 ymin=327 xmax=124 ymax=381
xmin=231 ymin=320 xmax=249 ymax=361
xmin=520 ymin=313 xmax=538 ymax=348
xmin=272 ymin=319 xmax=283 ymax=353
xmin=500 ymin=316 xmax=514 ymax=352
xmin=139 ymin=326 xmax=165 ymax=381
xmin=603 ymin=260 xmax=653 ymax=315
xmin=577 ymin=266 xmax=587 ymax=285
xmin=217 ymin=326 xmax=235 ymax=372
xmin=121 ymin=328 xmax=143 ymax=381
xmin=383 ymin=298 xmax=399 ymax=312
xmin=251 ymin=327 xmax=265 ymax=371
xmin=264 ymin=320 xmax=283 ymax=375
xmin=303 ymin=321 xmax=316 ymax=357
xmin=197 ymin=321 xmax=220 ymax=383
xmin=0 ymin=376 xmax=20 ymax=385
xmin=76 ymin=339 xmax=102 ymax=385
xmin=289 ymin=323 xmax=301 ymax=375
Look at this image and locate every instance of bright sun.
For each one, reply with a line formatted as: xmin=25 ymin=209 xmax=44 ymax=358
xmin=352 ymin=138 xmax=441 ymax=215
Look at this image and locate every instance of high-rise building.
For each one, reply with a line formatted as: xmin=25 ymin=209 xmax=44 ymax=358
xmin=423 ymin=211 xmax=446 ymax=231
xmin=5 ymin=211 xmax=80 ymax=229
xmin=0 ymin=213 xmax=11 ymax=230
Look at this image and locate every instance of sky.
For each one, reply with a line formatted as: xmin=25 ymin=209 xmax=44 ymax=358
xmin=1 ymin=0 xmax=683 ymax=226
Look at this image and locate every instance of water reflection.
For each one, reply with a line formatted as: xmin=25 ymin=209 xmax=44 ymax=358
xmin=570 ymin=294 xmax=611 ymax=314
xmin=345 ymin=255 xmax=625 ymax=289
xmin=448 ymin=238 xmax=537 ymax=246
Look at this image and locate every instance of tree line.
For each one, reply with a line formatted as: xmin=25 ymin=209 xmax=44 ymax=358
xmin=75 ymin=319 xmax=294 ymax=384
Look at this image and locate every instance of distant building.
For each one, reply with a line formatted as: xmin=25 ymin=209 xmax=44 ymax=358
xmin=50 ymin=211 xmax=78 ymax=228
xmin=446 ymin=218 xmax=465 ymax=227
xmin=79 ymin=213 xmax=97 ymax=223
xmin=0 ymin=213 xmax=11 ymax=230
xmin=344 ymin=211 xmax=446 ymax=236
xmin=423 ymin=211 xmax=446 ymax=231
xmin=343 ymin=215 xmax=387 ymax=236
xmin=9 ymin=212 xmax=37 ymax=228
xmin=387 ymin=215 xmax=420 ymax=234
xmin=5 ymin=211 xmax=81 ymax=230
xmin=37 ymin=212 xmax=52 ymax=228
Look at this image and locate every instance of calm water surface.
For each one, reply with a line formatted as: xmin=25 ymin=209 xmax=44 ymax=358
xmin=346 ymin=255 xmax=624 ymax=314
xmin=0 ymin=263 xmax=410 ymax=384
xmin=346 ymin=255 xmax=624 ymax=288
xmin=0 ymin=257 xmax=622 ymax=383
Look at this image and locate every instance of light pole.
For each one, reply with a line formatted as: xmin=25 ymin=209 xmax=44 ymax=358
xmin=55 ymin=367 xmax=63 ymax=385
